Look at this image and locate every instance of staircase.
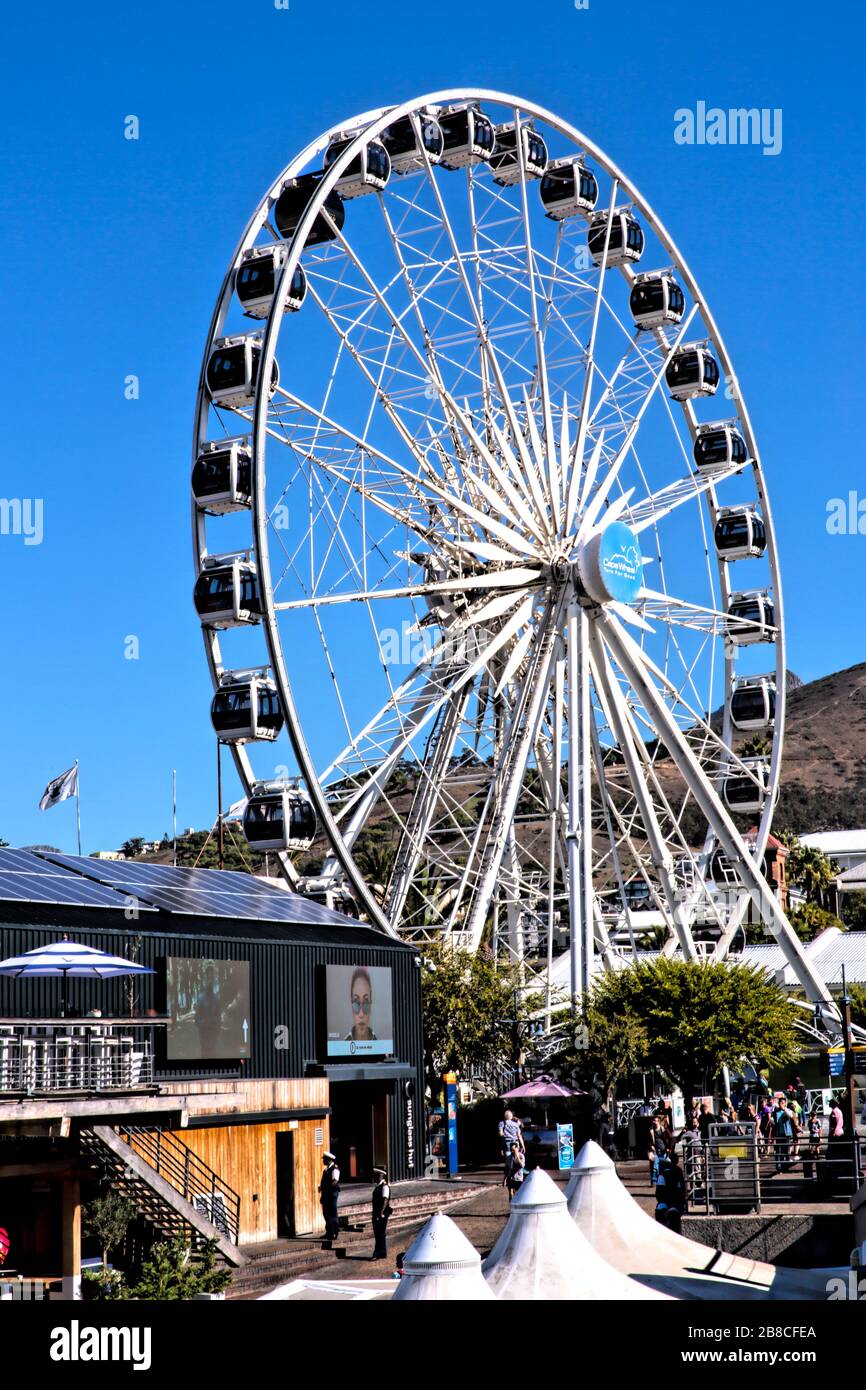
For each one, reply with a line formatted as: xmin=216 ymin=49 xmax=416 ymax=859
xmin=80 ymin=1125 xmax=247 ymax=1267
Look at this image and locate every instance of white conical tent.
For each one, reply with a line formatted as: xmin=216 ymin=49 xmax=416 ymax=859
xmin=566 ymin=1141 xmax=837 ymax=1300
xmin=482 ymin=1167 xmax=674 ymax=1300
xmin=392 ymin=1212 xmax=495 ymax=1301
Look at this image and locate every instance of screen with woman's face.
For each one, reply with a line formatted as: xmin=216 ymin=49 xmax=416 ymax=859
xmin=324 ymin=964 xmax=394 ymax=1057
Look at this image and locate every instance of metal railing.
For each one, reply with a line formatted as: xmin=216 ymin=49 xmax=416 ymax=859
xmin=682 ymin=1130 xmax=864 ymax=1212
xmin=0 ymin=1024 xmax=154 ymax=1093
xmin=117 ymin=1126 xmax=241 ymax=1244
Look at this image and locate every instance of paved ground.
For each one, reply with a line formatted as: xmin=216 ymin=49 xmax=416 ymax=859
xmin=299 ymin=1156 xmax=857 ymax=1283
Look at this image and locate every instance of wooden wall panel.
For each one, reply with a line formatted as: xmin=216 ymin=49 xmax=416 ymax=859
xmin=170 ymin=1115 xmax=330 ymax=1242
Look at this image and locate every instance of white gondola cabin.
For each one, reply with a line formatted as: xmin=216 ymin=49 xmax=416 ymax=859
xmin=714 ymin=506 xmax=767 ymax=560
xmin=206 ymin=335 xmax=279 ymax=410
xmin=731 ymin=677 xmax=776 ymax=732
xmin=722 ymin=758 xmax=771 ymax=815
xmin=242 ymin=784 xmax=317 ymax=852
xmin=665 ymin=346 xmax=720 ymax=401
xmin=193 ymin=556 xmax=261 ymax=629
xmin=211 ymin=671 xmax=283 ymax=743
xmin=539 ymin=157 xmax=598 ymax=219
xmin=438 ymin=105 xmax=495 ymax=168
xmin=274 ymin=174 xmax=345 ymax=247
xmin=236 ymin=244 xmax=307 ymax=319
xmin=693 ymin=421 xmax=749 ymax=473
xmin=629 ymin=272 xmax=685 ymax=329
xmin=727 ymin=590 xmax=775 ymax=645
xmin=381 ymin=111 xmax=444 ymax=174
xmin=323 ymin=135 xmax=390 ymax=198
xmin=192 ymin=438 xmax=252 ymax=514
xmin=490 ymin=121 xmax=548 ymax=186
xmin=587 ymin=209 xmax=645 ymax=267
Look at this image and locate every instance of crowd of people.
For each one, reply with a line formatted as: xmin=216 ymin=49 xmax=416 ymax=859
xmin=641 ymin=1082 xmax=852 ymax=1226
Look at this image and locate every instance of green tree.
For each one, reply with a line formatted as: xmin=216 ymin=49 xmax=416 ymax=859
xmin=779 ymin=833 xmax=839 ymax=910
xmin=842 ymin=892 xmax=866 ymax=932
xmin=847 ymin=983 xmax=866 ymax=1032
xmin=121 ymin=837 xmax=146 ymax=858
xmin=545 ymin=1004 xmax=648 ymax=1106
xmin=420 ymin=943 xmax=529 ymax=1092
xmin=587 ymin=958 xmax=802 ymax=1106
xmin=83 ymin=1190 xmax=135 ymax=1269
xmin=124 ymin=1237 xmax=230 ymax=1301
xmin=787 ymin=901 xmax=845 ymax=944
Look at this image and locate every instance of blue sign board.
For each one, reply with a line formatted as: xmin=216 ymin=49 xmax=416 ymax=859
xmin=444 ymin=1073 xmax=459 ymax=1177
xmin=557 ymin=1122 xmax=575 ymax=1170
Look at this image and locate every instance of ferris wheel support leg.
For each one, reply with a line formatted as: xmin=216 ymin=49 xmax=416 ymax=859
xmin=600 ymin=614 xmax=838 ymax=1015
xmin=566 ymin=599 xmax=595 ymax=1009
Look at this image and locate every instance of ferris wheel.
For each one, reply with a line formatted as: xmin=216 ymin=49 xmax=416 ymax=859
xmin=192 ymin=89 xmax=839 ymax=1029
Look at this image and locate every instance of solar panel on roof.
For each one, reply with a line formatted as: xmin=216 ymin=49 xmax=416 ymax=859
xmin=37 ymin=852 xmax=355 ymax=928
xmin=0 ymin=869 xmax=153 ymax=910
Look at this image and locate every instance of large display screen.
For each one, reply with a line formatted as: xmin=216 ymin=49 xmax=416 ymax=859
xmin=166 ymin=957 xmax=251 ymax=1061
xmin=325 ymin=964 xmax=393 ymax=1058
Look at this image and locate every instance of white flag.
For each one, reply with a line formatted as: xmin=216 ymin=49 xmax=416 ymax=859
xmin=39 ymin=764 xmax=79 ymax=811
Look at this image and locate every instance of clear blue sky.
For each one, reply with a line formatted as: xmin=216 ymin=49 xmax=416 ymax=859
xmin=1 ymin=1 xmax=863 ymax=853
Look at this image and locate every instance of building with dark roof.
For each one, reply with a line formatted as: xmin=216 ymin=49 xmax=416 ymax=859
xmin=0 ymin=851 xmax=423 ymax=1297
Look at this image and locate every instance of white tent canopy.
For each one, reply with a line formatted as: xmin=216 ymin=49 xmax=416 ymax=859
xmin=566 ymin=1141 xmax=838 ymax=1300
xmin=482 ymin=1167 xmax=673 ymax=1300
xmin=392 ymin=1212 xmax=494 ymax=1301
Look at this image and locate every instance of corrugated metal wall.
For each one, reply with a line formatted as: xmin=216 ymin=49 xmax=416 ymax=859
xmin=0 ymin=910 xmax=424 ymax=1181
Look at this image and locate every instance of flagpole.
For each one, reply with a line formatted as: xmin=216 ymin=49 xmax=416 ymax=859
xmin=172 ymin=769 xmax=177 ymax=868
xmin=75 ymin=761 xmax=82 ymax=857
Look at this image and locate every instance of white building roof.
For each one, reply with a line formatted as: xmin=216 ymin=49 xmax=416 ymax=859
xmin=800 ymin=830 xmax=866 ymax=857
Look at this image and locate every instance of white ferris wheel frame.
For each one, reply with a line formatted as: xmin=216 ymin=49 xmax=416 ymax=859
xmin=192 ymin=89 xmax=840 ymax=1028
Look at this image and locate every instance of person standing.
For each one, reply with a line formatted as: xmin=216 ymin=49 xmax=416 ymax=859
xmin=503 ymin=1142 xmax=525 ymax=1202
xmin=371 ymin=1166 xmax=392 ymax=1260
xmin=773 ymin=1100 xmax=793 ymax=1173
xmin=498 ymin=1109 xmax=524 ymax=1161
xmin=319 ymin=1151 xmax=341 ymax=1246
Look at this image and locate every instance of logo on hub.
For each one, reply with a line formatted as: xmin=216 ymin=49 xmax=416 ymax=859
xmin=589 ymin=521 xmax=643 ymax=604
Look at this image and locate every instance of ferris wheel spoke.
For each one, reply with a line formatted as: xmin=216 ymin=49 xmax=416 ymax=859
xmin=460 ymin=596 xmax=563 ymax=950
xmin=587 ymin=620 xmax=698 ymax=958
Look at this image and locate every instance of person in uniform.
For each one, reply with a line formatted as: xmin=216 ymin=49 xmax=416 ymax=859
xmin=371 ymin=1166 xmax=392 ymax=1260
xmin=319 ymin=1152 xmax=341 ymax=1246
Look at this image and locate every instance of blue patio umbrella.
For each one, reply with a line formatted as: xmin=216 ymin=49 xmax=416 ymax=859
xmin=0 ymin=938 xmax=154 ymax=1016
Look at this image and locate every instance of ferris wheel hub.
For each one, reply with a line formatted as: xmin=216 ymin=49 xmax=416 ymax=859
xmin=574 ymin=520 xmax=644 ymax=607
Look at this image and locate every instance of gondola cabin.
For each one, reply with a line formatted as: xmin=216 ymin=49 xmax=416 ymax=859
xmin=727 ymin=590 xmax=775 ymax=645
xmin=629 ymin=272 xmax=685 ymax=329
xmin=437 ymin=105 xmax=495 ymax=169
xmin=211 ymin=672 xmax=284 ymax=743
xmin=722 ymin=758 xmax=771 ymax=815
xmin=731 ymin=677 xmax=776 ymax=732
xmin=206 ymin=335 xmax=279 ymax=410
xmin=693 ymin=421 xmax=749 ymax=473
xmin=192 ymin=438 xmax=252 ymax=514
xmin=539 ymin=158 xmax=598 ymax=219
xmin=381 ymin=112 xmax=444 ymax=174
xmin=665 ymin=346 xmax=720 ymax=401
xmin=714 ymin=507 xmax=766 ymax=560
xmin=235 ymin=244 xmax=307 ymax=319
xmin=707 ymin=846 xmax=739 ymax=886
xmin=193 ymin=556 xmax=261 ymax=629
xmin=273 ymin=174 xmax=345 ymax=247
xmin=490 ymin=121 xmax=548 ymax=186
xmin=243 ymin=785 xmax=317 ymax=852
xmin=587 ymin=209 xmax=645 ymax=268
xmin=322 ymin=136 xmax=390 ymax=198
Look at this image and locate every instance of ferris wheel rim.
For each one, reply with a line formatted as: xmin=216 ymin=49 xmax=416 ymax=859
xmin=193 ymin=88 xmax=786 ymax=961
